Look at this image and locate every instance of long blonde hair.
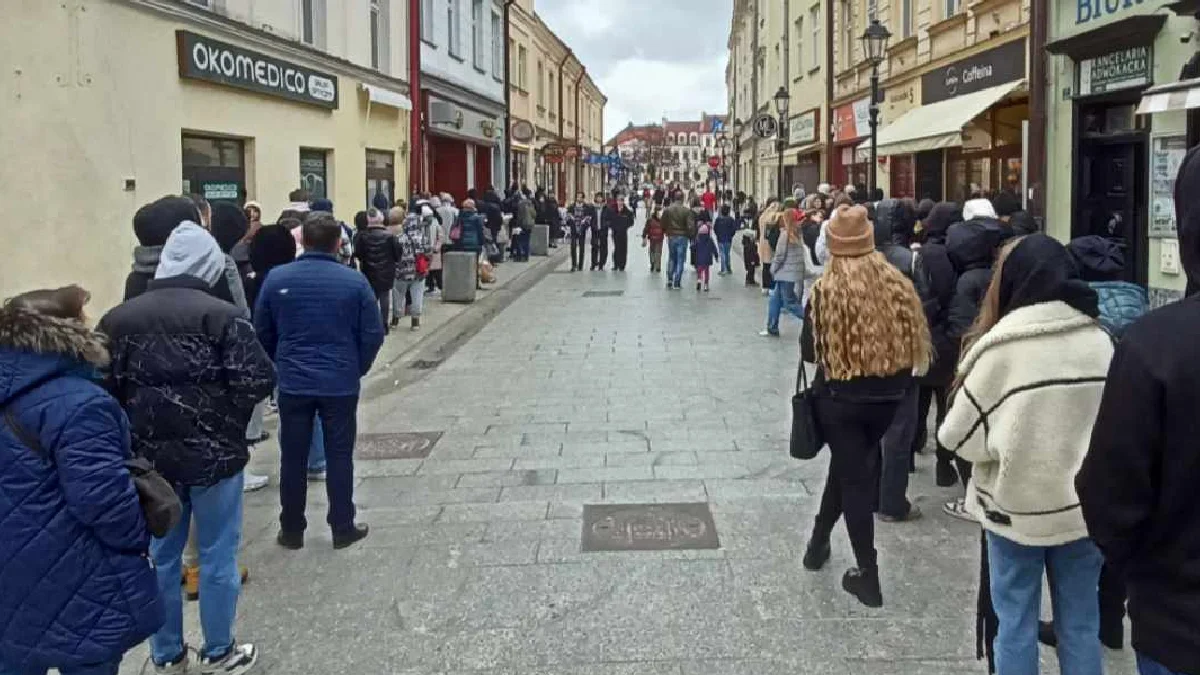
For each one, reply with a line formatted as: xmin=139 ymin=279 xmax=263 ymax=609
xmin=812 ymin=252 xmax=932 ymax=380
xmin=781 ymin=208 xmax=802 ymax=243
xmin=954 ymin=237 xmax=1024 ymax=391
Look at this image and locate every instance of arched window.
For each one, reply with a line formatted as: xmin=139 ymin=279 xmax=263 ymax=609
xmin=667 ymin=133 xmax=676 ymax=144
xmin=690 ymin=132 xmax=699 ymax=145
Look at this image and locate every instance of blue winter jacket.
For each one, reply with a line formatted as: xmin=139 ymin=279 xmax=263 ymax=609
xmin=713 ymin=215 xmax=738 ymax=243
xmin=254 ymin=252 xmax=386 ymax=397
xmin=0 ymin=309 xmax=161 ymax=671
xmin=1091 ymin=280 xmax=1149 ymax=338
xmin=693 ymin=232 xmax=719 ymax=268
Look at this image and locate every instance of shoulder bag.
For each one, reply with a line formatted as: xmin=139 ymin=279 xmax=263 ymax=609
xmin=789 ymin=352 xmax=825 ymax=460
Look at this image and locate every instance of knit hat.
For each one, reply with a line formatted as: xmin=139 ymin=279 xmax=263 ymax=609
xmin=826 ymin=205 xmax=874 ymax=258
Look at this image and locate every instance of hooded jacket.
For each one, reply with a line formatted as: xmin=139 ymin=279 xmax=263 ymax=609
xmin=945 ymin=215 xmax=1014 ymax=339
xmin=918 ymin=202 xmax=964 ymax=385
xmin=245 ymin=224 xmax=297 ymax=311
xmin=875 ymin=199 xmax=938 ymax=327
xmin=1077 ymin=144 xmax=1200 ymax=675
xmin=0 ymin=308 xmax=162 ymax=672
xmin=124 ymin=200 xmax=238 ymax=306
xmin=353 ymin=223 xmax=402 ymax=291
xmin=99 ymin=224 xmax=277 ymax=487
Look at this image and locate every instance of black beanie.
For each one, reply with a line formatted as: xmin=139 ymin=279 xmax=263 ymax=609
xmin=132 ymin=196 xmax=201 ymax=247
xmin=210 ymin=202 xmax=249 ymax=253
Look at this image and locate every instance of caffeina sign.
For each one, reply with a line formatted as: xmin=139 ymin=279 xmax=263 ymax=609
xmin=921 ymin=39 xmax=1026 ymax=105
xmin=176 ymin=31 xmax=339 ymax=109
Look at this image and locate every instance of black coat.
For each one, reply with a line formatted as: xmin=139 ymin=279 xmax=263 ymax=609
xmin=480 ymin=198 xmax=505 ymax=237
xmin=874 ymin=200 xmax=938 ymax=329
xmin=945 ymin=217 xmax=1013 ymax=339
xmin=610 ymin=207 xmax=634 ymax=238
xmin=353 ymin=226 xmax=401 ymax=291
xmin=99 ymin=276 xmax=277 ymax=487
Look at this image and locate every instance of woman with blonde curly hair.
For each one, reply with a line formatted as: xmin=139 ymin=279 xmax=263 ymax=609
xmin=799 ymin=204 xmax=932 ymax=607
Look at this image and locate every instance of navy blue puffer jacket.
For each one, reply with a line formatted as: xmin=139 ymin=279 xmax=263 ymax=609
xmin=0 ymin=308 xmax=162 ymax=671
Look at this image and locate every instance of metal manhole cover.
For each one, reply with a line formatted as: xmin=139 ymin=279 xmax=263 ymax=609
xmin=409 ymin=359 xmax=442 ymax=370
xmin=356 ymin=431 xmax=442 ymax=459
xmin=582 ymin=290 xmax=625 ymax=298
xmin=581 ymin=503 xmax=720 ymax=552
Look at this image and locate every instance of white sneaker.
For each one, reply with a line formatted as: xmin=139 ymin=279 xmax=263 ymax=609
xmin=199 ymin=643 xmax=258 ymax=675
xmin=308 ymin=469 xmax=327 ymax=481
xmin=243 ymin=472 xmax=269 ymax=493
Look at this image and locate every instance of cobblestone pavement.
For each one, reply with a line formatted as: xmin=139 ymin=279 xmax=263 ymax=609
xmin=120 ymin=242 xmax=1137 ymax=675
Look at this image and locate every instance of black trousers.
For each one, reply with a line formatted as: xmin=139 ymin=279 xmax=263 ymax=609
xmin=762 ymin=260 xmax=774 ymax=290
xmin=571 ymin=234 xmax=587 ymax=270
xmin=744 ymin=262 xmax=758 ymax=285
xmin=278 ymin=394 xmax=358 ymax=534
xmin=374 ymin=289 xmax=390 ymax=329
xmin=425 ymin=269 xmax=443 ymax=291
xmin=812 ymin=396 xmax=901 ymax=571
xmin=612 ymin=233 xmax=628 ymax=270
xmin=592 ymin=232 xmax=609 ymax=269
xmin=915 ymin=385 xmax=948 ymax=454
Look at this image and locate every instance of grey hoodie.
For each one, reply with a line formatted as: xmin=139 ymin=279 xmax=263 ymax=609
xmin=155 ymin=222 xmax=226 ymax=287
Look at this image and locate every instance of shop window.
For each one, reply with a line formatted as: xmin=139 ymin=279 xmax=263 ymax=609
xmin=182 ymin=135 xmax=246 ymax=207
xmin=448 ymin=0 xmax=462 ymax=58
xmin=366 ymin=150 xmax=395 ymax=209
xmin=370 ymin=0 xmax=390 ymax=73
xmin=300 ymin=149 xmax=329 ymax=201
xmin=491 ymin=11 xmax=502 ymax=80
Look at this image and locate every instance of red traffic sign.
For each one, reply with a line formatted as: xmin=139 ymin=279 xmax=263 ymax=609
xmin=707 ymin=155 xmax=721 ymax=169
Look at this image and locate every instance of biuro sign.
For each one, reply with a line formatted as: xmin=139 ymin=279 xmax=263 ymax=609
xmin=176 ymin=31 xmax=339 ymax=109
xmin=1076 ymin=0 xmax=1145 ymax=24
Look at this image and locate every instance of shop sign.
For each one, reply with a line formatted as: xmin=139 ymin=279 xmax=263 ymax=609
xmin=176 ymin=31 xmax=338 ymax=109
xmin=511 ymin=119 xmax=535 ymax=143
xmin=1150 ymin=133 xmax=1187 ymax=238
xmin=832 ymin=97 xmax=871 ymax=143
xmin=789 ymin=109 xmax=819 ymax=145
xmin=542 ymin=143 xmax=566 ymax=164
xmin=1076 ymin=0 xmax=1148 ymax=25
xmin=1078 ymin=46 xmax=1152 ymax=96
xmin=922 ymin=39 xmax=1026 ymax=105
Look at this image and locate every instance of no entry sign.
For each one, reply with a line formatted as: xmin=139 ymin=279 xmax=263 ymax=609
xmin=707 ymin=156 xmax=720 ymax=169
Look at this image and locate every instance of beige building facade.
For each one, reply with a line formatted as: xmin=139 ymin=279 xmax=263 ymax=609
xmin=507 ymin=0 xmax=605 ymax=201
xmin=1 ymin=0 xmax=414 ymax=312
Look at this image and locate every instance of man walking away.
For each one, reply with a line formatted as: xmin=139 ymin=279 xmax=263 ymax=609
xmin=255 ymin=212 xmax=384 ymax=552
xmin=352 ymin=208 xmax=401 ymax=331
xmin=714 ymin=204 xmax=738 ymax=275
xmin=661 ymin=191 xmax=696 ymax=289
xmin=568 ymin=194 xmax=591 ymax=272
xmin=101 ymin=222 xmax=276 ymax=675
xmin=1076 ymin=144 xmax=1200 ymax=675
xmin=610 ymin=198 xmax=635 ymax=271
xmin=514 ymin=192 xmax=537 ymax=261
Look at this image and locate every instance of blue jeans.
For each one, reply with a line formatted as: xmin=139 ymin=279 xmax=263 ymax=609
xmin=766 ymin=280 xmax=803 ymax=334
xmin=309 ymin=417 xmax=327 ymax=472
xmin=150 ymin=473 xmax=245 ymax=665
xmin=1138 ymin=653 xmax=1188 ymax=675
xmin=278 ymin=394 xmax=359 ymax=534
xmin=0 ymin=663 xmax=119 ymax=675
xmin=718 ymin=240 xmax=733 ymax=274
xmin=987 ymin=533 xmax=1103 ymax=675
xmin=668 ymin=236 xmax=689 ymax=286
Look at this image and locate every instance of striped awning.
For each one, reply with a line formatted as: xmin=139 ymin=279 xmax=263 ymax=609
xmin=1136 ymin=77 xmax=1200 ymax=114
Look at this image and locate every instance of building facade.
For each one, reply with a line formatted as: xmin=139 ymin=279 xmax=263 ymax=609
xmin=606 ymin=115 xmax=730 ymax=194
xmin=2 ymin=0 xmax=413 ymax=311
xmin=1043 ymin=0 xmax=1198 ymax=304
xmin=507 ymin=0 xmax=605 ymax=201
xmin=417 ymin=0 xmax=506 ymax=197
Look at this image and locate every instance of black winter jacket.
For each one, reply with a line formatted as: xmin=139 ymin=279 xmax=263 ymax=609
xmin=353 ymin=226 xmax=401 ymax=291
xmin=100 ymin=276 xmax=277 ymax=487
xmin=945 ymin=217 xmax=1013 ymax=339
xmin=480 ymin=197 xmax=505 ymax=238
xmin=874 ymin=200 xmax=938 ymax=327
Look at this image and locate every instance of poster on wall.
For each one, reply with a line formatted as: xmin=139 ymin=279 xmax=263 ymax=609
xmin=1150 ymin=134 xmax=1187 ymax=238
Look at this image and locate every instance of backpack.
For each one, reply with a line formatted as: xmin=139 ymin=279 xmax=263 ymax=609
xmin=449 ymin=214 xmax=464 ymax=242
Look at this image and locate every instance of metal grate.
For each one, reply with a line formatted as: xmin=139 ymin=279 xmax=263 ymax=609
xmin=581 ymin=290 xmax=625 ymax=298
xmin=581 ymin=502 xmax=720 ymax=552
xmin=355 ymin=432 xmax=443 ymax=460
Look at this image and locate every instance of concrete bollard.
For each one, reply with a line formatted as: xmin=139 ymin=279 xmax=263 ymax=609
xmin=531 ymin=224 xmax=550 ymax=257
xmin=442 ymin=251 xmax=478 ymax=303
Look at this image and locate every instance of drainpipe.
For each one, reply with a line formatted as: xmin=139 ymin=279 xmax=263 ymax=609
xmin=1028 ymin=0 xmax=1047 ymax=218
xmin=751 ymin=0 xmax=760 ymax=198
xmin=574 ymin=66 xmax=586 ymax=201
xmin=557 ymin=50 xmax=573 ymax=203
xmin=503 ymin=0 xmax=516 ymax=190
xmin=409 ymin=0 xmax=424 ymax=196
xmin=783 ymin=0 xmax=790 ymax=191
xmin=823 ymin=0 xmax=834 ymax=182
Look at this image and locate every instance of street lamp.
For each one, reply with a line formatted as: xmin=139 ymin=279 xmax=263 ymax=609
xmin=773 ymin=86 xmax=791 ymax=202
xmin=861 ymin=19 xmax=891 ymax=197
xmin=717 ymin=134 xmax=731 ymax=201
xmin=732 ymin=118 xmax=743 ymax=196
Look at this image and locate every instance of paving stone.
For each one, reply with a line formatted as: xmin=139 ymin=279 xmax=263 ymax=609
xmin=557 ymin=465 xmax=655 ymax=483
xmin=455 ymin=469 xmax=559 ymax=488
xmin=513 ymin=454 xmax=607 ymax=470
xmin=499 ymin=483 xmax=603 ymax=503
xmin=605 ymin=451 xmax=698 ymax=467
xmin=418 ymin=457 xmax=517 ymax=475
xmin=438 ymin=501 xmax=550 ymax=523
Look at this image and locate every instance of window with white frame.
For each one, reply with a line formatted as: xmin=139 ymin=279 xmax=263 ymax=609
xmin=902 ymin=0 xmax=913 ymax=37
xmin=537 ymin=61 xmax=545 ymax=107
xmin=421 ymin=0 xmax=435 ymax=43
xmin=868 ymin=0 xmax=878 ymax=20
xmin=549 ymin=71 xmax=556 ymax=114
xmin=370 ymin=0 xmax=389 ymax=72
xmin=794 ymin=16 xmax=804 ymax=74
xmin=517 ymin=45 xmax=527 ymax=88
xmin=810 ymin=5 xmax=821 ymax=68
xmin=471 ymin=0 xmax=485 ymax=69
xmin=300 ymin=0 xmax=326 ymax=47
xmin=946 ymin=0 xmax=960 ymax=17
xmin=491 ymin=11 xmax=502 ymax=79
xmin=448 ymin=0 xmax=462 ymax=57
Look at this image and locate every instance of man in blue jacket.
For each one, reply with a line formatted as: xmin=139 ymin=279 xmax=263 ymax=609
xmin=255 ymin=212 xmax=385 ymax=551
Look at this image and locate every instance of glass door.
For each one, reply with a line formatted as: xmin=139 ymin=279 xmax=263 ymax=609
xmin=182 ymin=135 xmax=246 ymax=206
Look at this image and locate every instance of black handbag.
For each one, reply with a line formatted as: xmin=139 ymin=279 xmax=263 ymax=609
xmin=4 ymin=406 xmax=181 ymax=538
xmin=789 ymin=358 xmax=825 ymax=460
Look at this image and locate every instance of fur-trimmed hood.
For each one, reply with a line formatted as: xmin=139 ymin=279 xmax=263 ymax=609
xmin=0 ymin=307 xmax=108 ymax=406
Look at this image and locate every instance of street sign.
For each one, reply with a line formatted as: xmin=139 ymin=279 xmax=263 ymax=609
xmin=752 ymin=114 xmax=779 ymax=139
xmin=707 ymin=155 xmax=720 ymax=169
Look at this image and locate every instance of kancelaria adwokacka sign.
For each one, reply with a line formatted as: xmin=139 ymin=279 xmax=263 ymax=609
xmin=176 ymin=31 xmax=339 ymax=110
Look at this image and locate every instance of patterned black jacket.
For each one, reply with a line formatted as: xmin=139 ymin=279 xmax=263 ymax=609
xmin=99 ymin=276 xmax=277 ymax=487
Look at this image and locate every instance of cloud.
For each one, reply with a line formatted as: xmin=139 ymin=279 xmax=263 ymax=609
xmin=596 ymin=55 xmax=728 ymax=133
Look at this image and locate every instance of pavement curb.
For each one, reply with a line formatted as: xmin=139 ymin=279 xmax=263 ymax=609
xmin=361 ymin=248 xmax=570 ymax=401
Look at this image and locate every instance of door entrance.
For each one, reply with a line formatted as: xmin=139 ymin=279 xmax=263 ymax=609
xmin=366 ymin=149 xmax=395 ymax=209
xmin=1074 ymin=137 xmax=1147 ymax=284
xmin=914 ymin=150 xmax=943 ymax=201
xmin=182 ymin=135 xmax=246 ymax=206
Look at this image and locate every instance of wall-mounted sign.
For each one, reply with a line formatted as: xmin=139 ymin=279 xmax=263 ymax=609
xmin=176 ymin=31 xmax=338 ymax=109
xmin=922 ymin=39 xmax=1026 ymax=105
xmin=511 ymin=119 xmax=535 ymax=143
xmin=833 ymin=97 xmax=872 ymax=143
xmin=542 ymin=143 xmax=567 ymax=164
xmin=789 ymin=109 xmax=819 ymax=145
xmin=1078 ymin=46 xmax=1152 ymax=96
xmin=752 ymin=114 xmax=779 ymax=138
xmin=1076 ymin=0 xmax=1147 ymax=24
xmin=1150 ymin=133 xmax=1187 ymax=238
xmin=202 ymin=182 xmax=240 ymax=201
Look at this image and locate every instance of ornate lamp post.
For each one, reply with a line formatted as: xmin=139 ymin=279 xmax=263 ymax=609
xmin=860 ymin=19 xmax=891 ymax=197
xmin=773 ymin=86 xmax=791 ymax=202
xmin=717 ymin=134 xmax=731 ymax=201
xmin=732 ymin=118 xmax=744 ymax=194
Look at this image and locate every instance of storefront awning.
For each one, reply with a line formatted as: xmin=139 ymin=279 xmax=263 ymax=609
xmin=856 ymin=80 xmax=1024 ymax=159
xmin=1136 ymin=77 xmax=1200 ymax=114
xmin=361 ymin=83 xmax=412 ymax=111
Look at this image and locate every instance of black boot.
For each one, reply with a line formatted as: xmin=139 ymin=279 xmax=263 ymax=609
xmin=276 ymin=530 xmax=304 ymax=550
xmin=1038 ymin=620 xmax=1057 ymax=648
xmin=842 ymin=567 xmax=883 ymax=607
xmin=802 ymin=538 xmax=831 ymax=571
xmin=1099 ymin=618 xmax=1124 ymax=650
xmin=332 ymin=523 xmax=370 ymax=549
xmin=936 ymin=458 xmax=958 ymax=487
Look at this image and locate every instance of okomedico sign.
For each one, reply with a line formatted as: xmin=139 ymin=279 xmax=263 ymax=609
xmin=176 ymin=31 xmax=339 ymax=110
xmin=921 ymin=39 xmax=1026 ymax=105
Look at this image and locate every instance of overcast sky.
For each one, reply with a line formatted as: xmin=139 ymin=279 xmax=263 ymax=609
xmin=537 ymin=0 xmax=731 ymax=142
